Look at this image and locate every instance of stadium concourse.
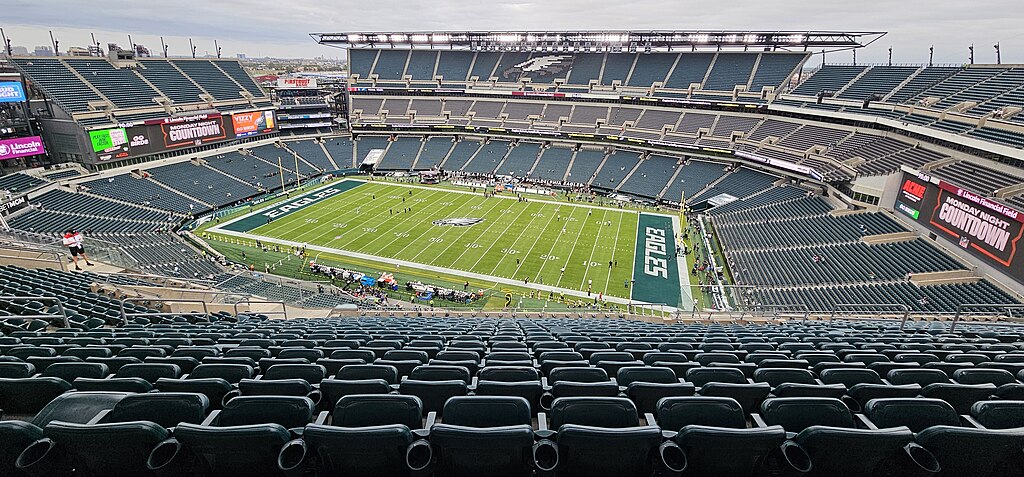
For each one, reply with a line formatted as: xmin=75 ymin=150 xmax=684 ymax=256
xmin=2 ymin=28 xmax=1024 ymax=477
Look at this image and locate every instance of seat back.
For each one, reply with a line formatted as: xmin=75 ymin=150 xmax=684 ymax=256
xmin=760 ymin=397 xmax=855 ymax=433
xmin=864 ymin=398 xmax=959 ymax=432
xmin=656 ymin=396 xmax=747 ymax=430
xmin=819 ymin=368 xmax=883 ymax=387
xmin=550 ymin=397 xmax=639 ymax=429
xmin=686 ymin=367 xmax=747 ymax=386
xmin=554 ymin=424 xmax=663 ymax=477
xmin=106 ymin=392 xmax=209 ymax=427
xmin=886 ymin=368 xmax=949 ymax=386
xmin=398 ymin=379 xmax=468 ymax=415
xmin=970 ymin=400 xmax=1024 ymax=429
xmin=0 ymin=377 xmax=74 ymax=415
xmin=442 ymin=396 xmax=531 ymax=427
xmin=753 ymin=368 xmax=816 ymax=387
xmin=954 ymin=368 xmax=1017 ymax=386
xmin=548 ymin=367 xmax=608 ymax=384
xmin=674 ymin=425 xmax=788 ymax=477
xmin=409 ymin=365 xmax=471 ymax=383
xmin=293 ymin=423 xmax=415 ymax=477
xmin=217 ymin=395 xmax=314 ymax=429
xmin=41 ymin=362 xmax=109 ymax=382
xmin=263 ymin=364 xmax=326 ymax=384
xmin=616 ymin=366 xmax=677 ymax=386
xmin=792 ymin=426 xmax=928 ymax=477
xmin=336 ymin=364 xmax=399 ymax=384
xmin=115 ymin=363 xmax=181 ymax=383
xmin=28 ymin=391 xmax=129 ymax=427
xmin=164 ymin=423 xmax=291 ymax=476
xmin=36 ymin=421 xmax=169 ymax=477
xmin=187 ymin=364 xmax=254 ymax=384
xmin=915 ymin=425 xmax=1024 ymax=477
xmin=478 ymin=366 xmax=539 ymax=382
xmin=333 ymin=394 xmax=423 ymax=428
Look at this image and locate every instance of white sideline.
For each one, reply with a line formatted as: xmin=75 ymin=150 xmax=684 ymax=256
xmin=211 ymin=227 xmax=683 ymax=312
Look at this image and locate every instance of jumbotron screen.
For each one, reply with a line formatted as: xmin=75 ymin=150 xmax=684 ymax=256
xmin=91 ymin=110 xmax=277 ymax=161
xmin=896 ymin=171 xmax=1024 ymax=284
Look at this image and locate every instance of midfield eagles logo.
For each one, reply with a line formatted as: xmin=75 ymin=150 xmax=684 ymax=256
xmin=501 ymin=55 xmax=574 ymax=81
xmin=432 ymin=218 xmax=485 ymax=227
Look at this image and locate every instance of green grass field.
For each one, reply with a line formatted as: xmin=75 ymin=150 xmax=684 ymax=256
xmin=238 ymin=180 xmax=641 ymax=300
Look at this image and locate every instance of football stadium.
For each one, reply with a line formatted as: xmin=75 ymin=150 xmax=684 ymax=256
xmin=0 ymin=14 xmax=1023 ymax=477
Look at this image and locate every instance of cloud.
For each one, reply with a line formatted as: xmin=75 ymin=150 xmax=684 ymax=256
xmin=3 ymin=0 xmax=1021 ymax=63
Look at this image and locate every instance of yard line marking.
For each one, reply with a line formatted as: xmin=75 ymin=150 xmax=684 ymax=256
xmin=329 ymin=186 xmax=457 ymax=249
xmin=503 ymin=203 xmax=561 ymax=279
xmin=457 ymin=199 xmax=535 ymax=271
xmin=604 ymin=209 xmax=625 ymax=295
xmin=578 ymin=209 xmax=610 ymax=289
xmin=414 ymin=193 xmax=507 ymax=264
xmin=548 ymin=207 xmax=588 ymax=286
xmin=366 ymin=189 xmax=476 ymax=256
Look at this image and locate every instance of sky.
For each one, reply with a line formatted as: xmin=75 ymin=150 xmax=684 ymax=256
xmin=2 ymin=0 xmax=1022 ymax=64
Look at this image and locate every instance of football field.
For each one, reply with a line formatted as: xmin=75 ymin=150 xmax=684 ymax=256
xmin=211 ymin=179 xmax=688 ymax=307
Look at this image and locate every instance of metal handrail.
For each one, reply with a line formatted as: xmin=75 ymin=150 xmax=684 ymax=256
xmin=233 ymin=299 xmax=289 ymax=319
xmin=0 ymin=295 xmax=69 ymax=328
xmin=119 ymin=298 xmax=211 ymax=325
xmin=738 ymin=304 xmax=810 ymax=323
xmin=951 ymin=304 xmax=1024 ymax=332
xmin=828 ymin=303 xmax=910 ymax=330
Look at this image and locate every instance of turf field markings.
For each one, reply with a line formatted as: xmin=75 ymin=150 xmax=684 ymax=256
xmin=364 ymin=189 xmax=476 ymax=257
xmin=257 ymin=184 xmax=405 ymax=241
xmin=389 ymin=191 xmax=492 ymax=260
xmin=577 ymin=208 xmax=610 ymax=290
xmin=326 ymin=187 xmax=454 ymax=251
xmin=457 ymin=199 xmax=537 ymax=271
xmin=529 ymin=205 xmax=583 ymax=284
xmin=413 ymin=194 xmax=508 ymax=266
xmin=603 ymin=209 xmax=625 ymax=296
xmin=547 ymin=206 xmax=589 ymax=286
xmin=252 ymin=183 xmax=403 ymax=238
xmin=499 ymin=203 xmax=561 ymax=279
xmin=303 ymin=185 xmax=419 ymax=246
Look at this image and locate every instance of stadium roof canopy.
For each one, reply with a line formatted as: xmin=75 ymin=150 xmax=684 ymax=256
xmin=311 ymin=30 xmax=886 ymax=53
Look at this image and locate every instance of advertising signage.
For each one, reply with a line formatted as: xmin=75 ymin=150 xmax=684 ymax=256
xmin=0 ymin=82 xmax=27 ymax=103
xmin=0 ymin=136 xmax=46 ymax=161
xmin=897 ymin=171 xmax=1024 ymax=284
xmin=231 ymin=110 xmax=276 ymax=138
xmin=92 ymin=110 xmax=277 ymax=161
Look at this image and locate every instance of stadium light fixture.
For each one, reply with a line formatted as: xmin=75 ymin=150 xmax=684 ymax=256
xmin=744 ymin=34 xmax=758 ymax=44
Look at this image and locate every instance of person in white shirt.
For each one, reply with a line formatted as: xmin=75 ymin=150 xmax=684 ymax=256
xmin=63 ymin=230 xmax=94 ymax=270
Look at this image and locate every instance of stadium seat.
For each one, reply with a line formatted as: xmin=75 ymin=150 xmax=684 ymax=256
xmin=915 ymin=426 xmax=1024 ymax=477
xmin=863 ymin=398 xmax=961 ymax=432
xmin=970 ymin=400 xmax=1024 ymax=429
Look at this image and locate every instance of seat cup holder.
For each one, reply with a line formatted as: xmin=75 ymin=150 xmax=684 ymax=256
xmin=406 ymin=439 xmax=432 ymax=471
xmin=16 ymin=438 xmax=73 ymax=476
xmin=904 ymin=442 xmax=941 ymax=474
xmin=146 ymin=438 xmax=182 ymax=471
xmin=781 ymin=441 xmax=813 ymax=474
xmin=221 ymin=389 xmax=241 ymax=407
xmin=277 ymin=439 xmax=307 ymax=475
xmin=538 ymin=392 xmax=555 ymax=411
xmin=841 ymin=395 xmax=862 ymax=413
xmin=306 ymin=389 xmax=322 ymax=406
xmin=533 ymin=439 xmax=558 ymax=472
xmin=658 ymin=441 xmax=687 ymax=474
